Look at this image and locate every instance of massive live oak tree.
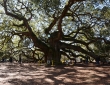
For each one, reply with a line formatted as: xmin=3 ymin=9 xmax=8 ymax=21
xmin=0 ymin=0 xmax=110 ymax=64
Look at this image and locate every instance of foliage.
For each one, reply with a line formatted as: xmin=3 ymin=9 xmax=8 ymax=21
xmin=0 ymin=0 xmax=110 ymax=63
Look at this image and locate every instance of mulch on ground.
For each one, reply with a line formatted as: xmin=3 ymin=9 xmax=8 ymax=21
xmin=0 ymin=63 xmax=110 ymax=85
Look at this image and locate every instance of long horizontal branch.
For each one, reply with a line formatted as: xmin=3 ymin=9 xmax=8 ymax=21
xmin=60 ymin=42 xmax=99 ymax=59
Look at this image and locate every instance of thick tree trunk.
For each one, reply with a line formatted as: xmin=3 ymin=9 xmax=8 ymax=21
xmin=45 ymin=45 xmax=61 ymax=65
xmin=54 ymin=44 xmax=61 ymax=65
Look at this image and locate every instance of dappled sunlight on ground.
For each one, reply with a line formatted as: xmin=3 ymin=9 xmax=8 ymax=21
xmin=0 ymin=63 xmax=110 ymax=85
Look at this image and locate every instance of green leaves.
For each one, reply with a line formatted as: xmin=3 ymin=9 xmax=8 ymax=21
xmin=101 ymin=6 xmax=110 ymax=19
xmin=0 ymin=0 xmax=110 ymax=62
xmin=30 ymin=0 xmax=61 ymax=13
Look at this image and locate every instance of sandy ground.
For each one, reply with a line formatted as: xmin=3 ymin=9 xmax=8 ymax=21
xmin=0 ymin=63 xmax=110 ymax=85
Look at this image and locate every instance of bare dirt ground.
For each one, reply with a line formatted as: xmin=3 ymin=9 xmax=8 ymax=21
xmin=0 ymin=63 xmax=110 ymax=85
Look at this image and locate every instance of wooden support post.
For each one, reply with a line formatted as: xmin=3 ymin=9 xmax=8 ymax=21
xmin=51 ymin=60 xmax=54 ymax=66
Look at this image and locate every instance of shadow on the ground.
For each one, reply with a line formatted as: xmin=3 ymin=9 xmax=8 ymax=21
xmin=0 ymin=63 xmax=110 ymax=85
